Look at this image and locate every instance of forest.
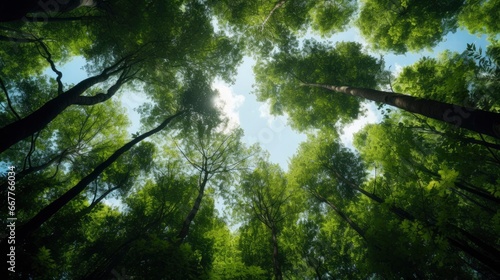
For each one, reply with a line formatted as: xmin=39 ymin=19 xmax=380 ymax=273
xmin=0 ymin=0 xmax=499 ymax=279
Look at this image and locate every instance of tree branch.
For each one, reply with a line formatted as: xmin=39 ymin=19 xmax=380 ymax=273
xmin=261 ymin=0 xmax=287 ymax=31
xmin=0 ymin=77 xmax=20 ymax=120
xmin=35 ymin=39 xmax=64 ymax=94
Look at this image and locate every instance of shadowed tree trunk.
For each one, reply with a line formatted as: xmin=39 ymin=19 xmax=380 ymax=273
xmin=0 ymin=0 xmax=97 ymax=22
xmin=301 ymin=83 xmax=500 ymax=140
xmin=312 ymin=192 xmax=367 ymax=241
xmin=11 ymin=111 xmax=185 ymax=241
xmin=331 ymin=169 xmax=500 ymax=276
xmin=176 ymin=170 xmax=209 ymax=243
xmin=271 ymin=224 xmax=283 ymax=280
xmin=0 ymin=58 xmax=132 ymax=153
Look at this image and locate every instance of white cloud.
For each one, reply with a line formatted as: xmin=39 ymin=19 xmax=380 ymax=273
xmin=213 ymin=82 xmax=245 ymax=131
xmin=340 ymin=103 xmax=381 ymax=148
xmin=259 ymin=101 xmax=272 ymax=120
xmin=259 ymin=101 xmax=287 ymax=131
xmin=393 ymin=63 xmax=404 ymax=77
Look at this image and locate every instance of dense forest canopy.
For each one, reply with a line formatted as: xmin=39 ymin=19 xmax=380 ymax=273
xmin=1 ymin=0 xmax=499 ymax=279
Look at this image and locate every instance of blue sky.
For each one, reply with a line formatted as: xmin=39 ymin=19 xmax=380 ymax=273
xmin=55 ymin=27 xmax=489 ymax=172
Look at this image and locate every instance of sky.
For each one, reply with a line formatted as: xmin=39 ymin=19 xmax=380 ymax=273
xmin=55 ymin=26 xmax=490 ymax=172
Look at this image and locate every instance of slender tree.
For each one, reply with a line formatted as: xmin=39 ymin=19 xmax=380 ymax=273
xmin=176 ymin=127 xmax=248 ymax=243
xmin=13 ymin=110 xmax=185 ymax=241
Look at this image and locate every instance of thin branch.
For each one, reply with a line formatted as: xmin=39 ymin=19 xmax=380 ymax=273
xmin=479 ymin=133 xmax=500 ymax=165
xmin=0 ymin=34 xmax=41 ymax=43
xmin=35 ymin=40 xmax=64 ymax=94
xmin=0 ymin=77 xmax=20 ymax=120
xmin=23 ymin=132 xmax=39 ymax=170
xmin=23 ymin=15 xmax=103 ymax=22
xmin=261 ymin=0 xmax=287 ymax=31
xmin=175 ymin=142 xmax=203 ymax=171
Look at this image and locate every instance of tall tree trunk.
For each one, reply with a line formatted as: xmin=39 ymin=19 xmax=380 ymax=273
xmin=301 ymin=83 xmax=500 ymax=140
xmin=0 ymin=1 xmax=38 ymax=22
xmin=0 ymin=66 xmax=126 ymax=153
xmin=0 ymin=0 xmax=96 ymax=22
xmin=313 ymin=192 xmax=367 ymax=240
xmin=346 ymin=182 xmax=500 ymax=276
xmin=12 ymin=111 xmax=185 ymax=241
xmin=261 ymin=0 xmax=287 ymax=30
xmin=271 ymin=225 xmax=283 ymax=280
xmin=22 ymin=15 xmax=102 ymax=22
xmin=176 ymin=170 xmax=210 ymax=243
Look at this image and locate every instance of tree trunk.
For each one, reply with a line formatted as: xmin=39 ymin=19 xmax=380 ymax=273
xmin=349 ymin=183 xmax=500 ymax=276
xmin=176 ymin=170 xmax=210 ymax=243
xmin=0 ymin=68 xmax=125 ymax=153
xmin=271 ymin=225 xmax=283 ymax=280
xmin=0 ymin=0 xmax=96 ymax=22
xmin=0 ymin=1 xmax=38 ymax=22
xmin=261 ymin=0 xmax=287 ymax=30
xmin=12 ymin=111 xmax=185 ymax=241
xmin=313 ymin=192 xmax=367 ymax=240
xmin=302 ymin=83 xmax=500 ymax=140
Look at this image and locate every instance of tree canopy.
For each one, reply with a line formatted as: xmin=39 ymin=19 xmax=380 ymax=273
xmin=1 ymin=1 xmax=499 ymax=279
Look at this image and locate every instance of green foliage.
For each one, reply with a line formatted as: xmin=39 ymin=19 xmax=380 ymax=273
xmin=208 ymin=0 xmax=357 ymax=56
xmin=459 ymin=0 xmax=500 ymax=39
xmin=2 ymin=1 xmax=500 ymax=279
xmin=254 ymin=40 xmax=385 ymax=131
xmin=356 ymin=0 xmax=462 ymax=53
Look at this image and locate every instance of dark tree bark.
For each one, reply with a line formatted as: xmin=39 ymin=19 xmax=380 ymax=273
xmin=302 ymin=83 xmax=500 ymax=140
xmin=313 ymin=192 xmax=366 ymax=240
xmin=0 ymin=61 xmax=130 ymax=153
xmin=345 ymin=181 xmax=500 ymax=276
xmin=271 ymin=224 xmax=283 ymax=280
xmin=12 ymin=111 xmax=185 ymax=241
xmin=176 ymin=170 xmax=209 ymax=243
xmin=0 ymin=1 xmax=38 ymax=22
xmin=0 ymin=0 xmax=96 ymax=22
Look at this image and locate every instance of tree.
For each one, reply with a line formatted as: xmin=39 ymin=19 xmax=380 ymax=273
xmin=255 ymin=40 xmax=500 ymax=139
xmin=12 ymin=110 xmax=185 ymax=242
xmin=356 ymin=0 xmax=463 ymax=53
xmin=1 ymin=0 xmax=242 ymax=152
xmin=208 ymin=0 xmax=357 ymax=56
xmin=354 ymin=114 xmax=500 ymax=277
xmin=208 ymin=220 xmax=267 ymax=279
xmin=254 ymin=40 xmax=385 ymax=131
xmin=175 ymin=126 xmax=248 ymax=243
xmin=236 ymin=159 xmax=301 ymax=280
xmin=0 ymin=49 xmax=137 ymax=152
xmin=289 ymin=131 xmax=500 ymax=277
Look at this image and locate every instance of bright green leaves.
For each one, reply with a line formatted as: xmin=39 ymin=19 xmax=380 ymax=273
xmin=458 ymin=0 xmax=500 ymax=39
xmin=32 ymin=246 xmax=57 ymax=278
xmin=356 ymin=0 xmax=462 ymax=53
xmin=208 ymin=222 xmax=268 ymax=280
xmin=356 ymin=0 xmax=500 ymax=53
xmin=393 ymin=50 xmax=499 ymax=110
xmin=426 ymin=167 xmax=459 ymax=196
xmin=238 ymin=160 xmax=293 ymax=227
xmin=309 ymin=0 xmax=357 ymax=36
xmin=208 ymin=0 xmax=357 ymax=56
xmin=289 ymin=131 xmax=366 ymax=206
xmin=254 ymin=40 xmax=384 ymax=131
